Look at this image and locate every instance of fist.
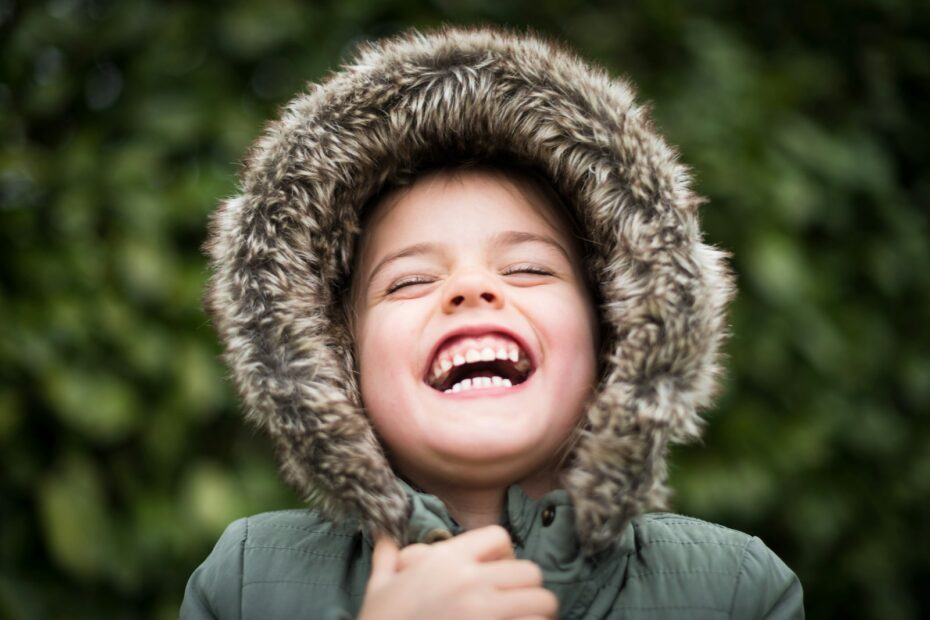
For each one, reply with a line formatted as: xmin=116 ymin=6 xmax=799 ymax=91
xmin=358 ymin=525 xmax=558 ymax=620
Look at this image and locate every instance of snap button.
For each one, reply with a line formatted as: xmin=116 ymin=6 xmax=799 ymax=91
xmin=422 ymin=528 xmax=453 ymax=544
xmin=541 ymin=507 xmax=555 ymax=527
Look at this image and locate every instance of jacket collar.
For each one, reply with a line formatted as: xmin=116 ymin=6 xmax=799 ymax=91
xmin=361 ymin=482 xmax=636 ymax=616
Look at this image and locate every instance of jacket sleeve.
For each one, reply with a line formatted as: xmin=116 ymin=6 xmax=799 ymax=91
xmin=180 ymin=518 xmax=248 ymax=620
xmin=730 ymin=537 xmax=805 ymax=620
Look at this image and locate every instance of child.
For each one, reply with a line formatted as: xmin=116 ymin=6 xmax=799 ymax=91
xmin=182 ymin=26 xmax=804 ymax=619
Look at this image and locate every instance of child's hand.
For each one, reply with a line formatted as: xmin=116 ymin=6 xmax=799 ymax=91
xmin=357 ymin=525 xmax=558 ymax=620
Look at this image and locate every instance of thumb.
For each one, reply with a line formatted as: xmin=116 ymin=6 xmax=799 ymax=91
xmin=396 ymin=543 xmax=430 ymax=571
xmin=367 ymin=535 xmax=400 ymax=593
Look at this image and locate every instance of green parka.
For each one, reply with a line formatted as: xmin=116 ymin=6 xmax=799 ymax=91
xmin=184 ymin=25 xmax=804 ymax=619
xmin=182 ymin=485 xmax=802 ymax=619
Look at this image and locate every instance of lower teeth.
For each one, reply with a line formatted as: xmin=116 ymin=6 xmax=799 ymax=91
xmin=445 ymin=376 xmax=513 ymax=393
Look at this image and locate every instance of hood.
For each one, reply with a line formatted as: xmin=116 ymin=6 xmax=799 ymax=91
xmin=202 ymin=25 xmax=735 ymax=555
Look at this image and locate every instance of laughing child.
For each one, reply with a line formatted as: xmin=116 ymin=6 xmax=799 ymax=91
xmin=181 ymin=26 xmax=804 ymax=620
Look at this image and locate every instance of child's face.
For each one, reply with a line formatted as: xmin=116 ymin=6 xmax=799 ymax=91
xmin=352 ymin=169 xmax=599 ymax=492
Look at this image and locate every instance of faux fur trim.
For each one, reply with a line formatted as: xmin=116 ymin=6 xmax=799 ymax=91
xmin=202 ymin=25 xmax=735 ymax=554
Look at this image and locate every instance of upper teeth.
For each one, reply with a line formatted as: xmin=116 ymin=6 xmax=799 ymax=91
xmin=428 ymin=334 xmax=531 ymax=389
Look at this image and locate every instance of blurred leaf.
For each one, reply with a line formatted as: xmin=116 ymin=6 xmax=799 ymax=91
xmin=43 ymin=366 xmax=140 ymax=443
xmin=181 ymin=462 xmax=246 ymax=537
xmin=115 ymin=238 xmax=175 ymax=303
xmin=217 ymin=0 xmax=306 ymax=58
xmin=745 ymin=232 xmax=810 ymax=304
xmin=676 ymin=457 xmax=776 ymax=521
xmin=38 ymin=454 xmax=117 ymax=578
xmin=173 ymin=338 xmax=226 ymax=418
xmin=0 ymin=389 xmax=21 ymax=442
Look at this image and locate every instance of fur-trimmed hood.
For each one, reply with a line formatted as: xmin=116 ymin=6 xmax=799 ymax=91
xmin=202 ymin=25 xmax=735 ymax=555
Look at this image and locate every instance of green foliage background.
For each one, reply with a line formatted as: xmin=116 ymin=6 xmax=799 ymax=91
xmin=1 ymin=0 xmax=928 ymax=618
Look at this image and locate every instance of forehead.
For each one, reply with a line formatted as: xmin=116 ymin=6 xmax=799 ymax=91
xmin=356 ymin=167 xmax=579 ymax=267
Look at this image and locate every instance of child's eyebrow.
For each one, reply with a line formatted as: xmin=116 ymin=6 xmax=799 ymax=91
xmin=491 ymin=230 xmax=571 ymax=263
xmin=366 ymin=242 xmax=444 ymax=288
xmin=366 ymin=231 xmax=571 ymax=289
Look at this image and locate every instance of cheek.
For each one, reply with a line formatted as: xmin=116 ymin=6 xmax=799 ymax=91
xmin=355 ymin=306 xmax=425 ymax=430
xmin=537 ymin=286 xmax=599 ymax=365
xmin=556 ymin=292 xmax=599 ymax=429
xmin=538 ymin=290 xmax=599 ymax=432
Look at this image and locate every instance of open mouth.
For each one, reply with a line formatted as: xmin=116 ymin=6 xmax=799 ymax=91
xmin=425 ymin=333 xmax=534 ymax=394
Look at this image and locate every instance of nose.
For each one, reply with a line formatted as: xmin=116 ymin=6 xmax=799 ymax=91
xmin=441 ymin=269 xmax=505 ymax=313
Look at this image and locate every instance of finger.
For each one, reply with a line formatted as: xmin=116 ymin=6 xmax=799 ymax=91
xmin=441 ymin=524 xmax=515 ymax=562
xmin=478 ymin=560 xmax=544 ymax=590
xmin=396 ymin=543 xmax=431 ymax=571
xmin=495 ymin=587 xmax=559 ymax=619
xmin=367 ymin=535 xmax=399 ymax=593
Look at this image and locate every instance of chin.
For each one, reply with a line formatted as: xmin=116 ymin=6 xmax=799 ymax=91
xmin=405 ymin=453 xmax=550 ymax=490
xmin=404 ymin=432 xmax=558 ymax=481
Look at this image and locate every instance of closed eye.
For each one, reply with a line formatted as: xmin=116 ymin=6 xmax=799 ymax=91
xmin=501 ymin=264 xmax=554 ymax=277
xmin=386 ymin=276 xmax=434 ymax=294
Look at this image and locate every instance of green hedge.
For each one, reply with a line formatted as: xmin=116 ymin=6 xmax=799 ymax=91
xmin=2 ymin=1 xmax=928 ymax=618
